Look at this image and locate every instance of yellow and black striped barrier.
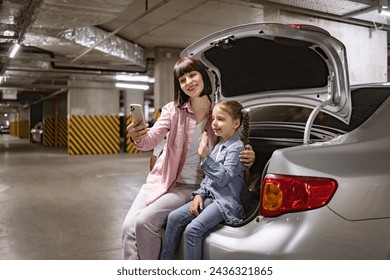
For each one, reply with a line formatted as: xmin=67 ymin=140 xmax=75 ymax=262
xmin=9 ymin=122 xmax=17 ymax=136
xmin=43 ymin=117 xmax=67 ymax=147
xmin=19 ymin=120 xmax=30 ymax=139
xmin=68 ymin=115 xmax=120 ymax=155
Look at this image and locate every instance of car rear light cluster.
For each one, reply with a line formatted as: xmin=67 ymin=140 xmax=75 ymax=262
xmin=289 ymin=24 xmax=331 ymax=36
xmin=260 ymin=174 xmax=337 ymax=217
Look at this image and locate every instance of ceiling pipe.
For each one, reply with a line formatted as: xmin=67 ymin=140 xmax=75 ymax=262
xmin=342 ymin=6 xmax=379 ymax=18
xmin=70 ymin=0 xmax=171 ymax=64
xmin=0 ymin=0 xmax=43 ymax=76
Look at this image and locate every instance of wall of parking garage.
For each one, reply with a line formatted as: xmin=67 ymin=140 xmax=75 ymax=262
xmin=264 ymin=7 xmax=387 ymax=84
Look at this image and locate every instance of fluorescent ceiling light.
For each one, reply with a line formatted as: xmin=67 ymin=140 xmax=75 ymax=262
xmin=116 ymin=74 xmax=155 ymax=83
xmin=2 ymin=90 xmax=17 ymax=100
xmin=115 ymin=83 xmax=150 ymax=90
xmin=9 ymin=43 xmax=21 ymax=58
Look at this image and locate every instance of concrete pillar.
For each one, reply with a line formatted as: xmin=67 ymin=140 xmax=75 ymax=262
xmin=67 ymin=76 xmax=120 ymax=155
xmin=153 ymin=47 xmax=181 ymax=110
xmin=43 ymin=94 xmax=67 ymax=147
xmin=18 ymin=108 xmax=29 ymax=139
xmin=123 ymin=89 xmax=145 ymax=120
xmin=8 ymin=110 xmax=17 ymax=136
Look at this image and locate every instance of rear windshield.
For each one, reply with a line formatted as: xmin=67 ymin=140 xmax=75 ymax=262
xmin=249 ymin=87 xmax=390 ymax=132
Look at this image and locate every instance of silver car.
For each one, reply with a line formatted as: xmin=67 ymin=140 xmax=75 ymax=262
xmin=178 ymin=23 xmax=390 ymax=259
xmin=30 ymin=122 xmax=43 ymax=143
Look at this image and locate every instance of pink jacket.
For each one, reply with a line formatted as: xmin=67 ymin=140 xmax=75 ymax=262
xmin=134 ymin=101 xmax=217 ymax=205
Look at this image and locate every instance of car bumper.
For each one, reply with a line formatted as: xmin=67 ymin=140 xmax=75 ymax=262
xmin=201 ymin=207 xmax=390 ymax=260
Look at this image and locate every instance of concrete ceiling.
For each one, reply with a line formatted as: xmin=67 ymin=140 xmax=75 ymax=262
xmin=0 ymin=0 xmax=389 ymax=111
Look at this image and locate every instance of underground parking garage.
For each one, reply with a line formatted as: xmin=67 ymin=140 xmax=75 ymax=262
xmin=0 ymin=0 xmax=389 ymax=278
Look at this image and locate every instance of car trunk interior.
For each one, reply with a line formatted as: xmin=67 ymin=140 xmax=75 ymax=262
xmin=204 ymin=36 xmax=329 ymax=97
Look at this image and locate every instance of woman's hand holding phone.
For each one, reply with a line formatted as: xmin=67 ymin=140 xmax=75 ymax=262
xmin=128 ymin=104 xmax=148 ymax=143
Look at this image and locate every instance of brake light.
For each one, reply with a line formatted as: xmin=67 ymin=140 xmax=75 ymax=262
xmin=289 ymin=24 xmax=330 ymax=36
xmin=260 ymin=174 xmax=337 ymax=217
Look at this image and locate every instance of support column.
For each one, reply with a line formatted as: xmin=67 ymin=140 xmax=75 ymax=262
xmin=18 ymin=109 xmax=29 ymax=139
xmin=123 ymin=89 xmax=145 ymax=119
xmin=67 ymin=76 xmax=120 ymax=155
xmin=8 ymin=111 xmax=17 ymax=136
xmin=153 ymin=47 xmax=181 ymax=110
xmin=43 ymin=94 xmax=67 ymax=148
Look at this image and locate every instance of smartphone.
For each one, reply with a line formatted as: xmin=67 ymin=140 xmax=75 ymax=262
xmin=129 ymin=104 xmax=145 ymax=123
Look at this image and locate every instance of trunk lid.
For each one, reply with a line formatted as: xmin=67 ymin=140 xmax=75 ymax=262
xmin=181 ymin=23 xmax=351 ymax=124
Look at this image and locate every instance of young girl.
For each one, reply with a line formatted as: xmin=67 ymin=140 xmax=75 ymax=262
xmin=160 ymin=99 xmax=250 ymax=260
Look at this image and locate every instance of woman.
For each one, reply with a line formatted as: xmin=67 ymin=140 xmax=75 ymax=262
xmin=122 ymin=57 xmax=254 ymax=260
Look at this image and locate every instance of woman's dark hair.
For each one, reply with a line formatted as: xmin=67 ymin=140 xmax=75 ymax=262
xmin=173 ymin=57 xmax=213 ymax=107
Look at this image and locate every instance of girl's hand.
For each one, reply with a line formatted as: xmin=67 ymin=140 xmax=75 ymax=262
xmin=198 ymin=131 xmax=208 ymax=160
xmin=239 ymin=144 xmax=255 ymax=168
xmin=127 ymin=119 xmax=148 ymax=143
xmin=190 ymin=195 xmax=204 ymax=216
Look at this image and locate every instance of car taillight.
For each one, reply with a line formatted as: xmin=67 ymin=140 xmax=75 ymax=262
xmin=289 ymin=24 xmax=331 ymax=36
xmin=260 ymin=174 xmax=337 ymax=217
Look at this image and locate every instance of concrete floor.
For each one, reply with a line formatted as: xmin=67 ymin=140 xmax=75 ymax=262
xmin=0 ymin=134 xmax=150 ymax=260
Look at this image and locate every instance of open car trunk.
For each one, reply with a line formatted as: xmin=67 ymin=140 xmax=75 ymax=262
xmin=181 ymin=22 xmax=352 ymax=226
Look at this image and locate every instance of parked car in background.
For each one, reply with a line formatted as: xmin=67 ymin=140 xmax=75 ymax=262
xmin=31 ymin=122 xmax=43 ymax=143
xmin=0 ymin=124 xmax=9 ymax=134
xmin=176 ymin=22 xmax=390 ymax=259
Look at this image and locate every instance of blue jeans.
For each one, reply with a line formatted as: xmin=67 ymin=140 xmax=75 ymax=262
xmin=160 ymin=197 xmax=224 ymax=260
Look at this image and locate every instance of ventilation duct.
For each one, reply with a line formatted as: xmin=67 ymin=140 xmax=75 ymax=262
xmin=33 ymin=0 xmax=133 ymax=29
xmin=20 ymin=0 xmax=146 ymax=69
xmin=2 ymin=0 xmax=145 ymax=71
xmin=60 ymin=27 xmax=146 ymax=68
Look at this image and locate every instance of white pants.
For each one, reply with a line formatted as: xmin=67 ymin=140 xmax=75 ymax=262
xmin=121 ymin=183 xmax=197 ymax=260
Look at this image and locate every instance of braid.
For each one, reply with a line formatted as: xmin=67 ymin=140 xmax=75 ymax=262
xmin=241 ymin=109 xmax=250 ymax=146
xmin=241 ymin=109 xmax=250 ymax=185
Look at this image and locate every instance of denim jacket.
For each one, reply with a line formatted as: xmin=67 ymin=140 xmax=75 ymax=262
xmin=194 ymin=134 xmax=246 ymax=224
